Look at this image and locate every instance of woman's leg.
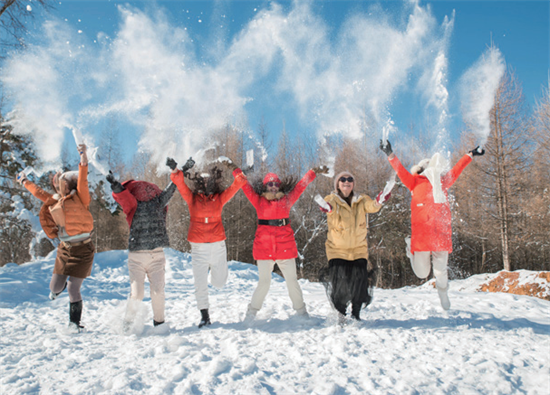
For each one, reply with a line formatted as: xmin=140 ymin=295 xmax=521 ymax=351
xmin=146 ymin=248 xmax=166 ymax=324
xmin=67 ymin=276 xmax=84 ymax=303
xmin=50 ymin=274 xmax=68 ymax=297
xmin=431 ymin=251 xmax=449 ymax=289
xmin=411 ymin=251 xmax=431 ymax=279
xmin=209 ymin=241 xmax=228 ymax=289
xmin=125 ymin=251 xmax=147 ymax=322
xmin=277 ymin=258 xmax=306 ymax=312
xmin=191 ymin=243 xmax=211 ymax=311
xmin=249 ymin=260 xmax=275 ymax=311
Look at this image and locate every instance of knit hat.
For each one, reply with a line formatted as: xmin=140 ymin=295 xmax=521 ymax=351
xmin=263 ymin=172 xmax=281 ymax=185
xmin=333 ymin=171 xmax=355 ymax=192
xmin=123 ymin=180 xmax=162 ymax=202
xmin=410 ymin=159 xmax=431 ymax=175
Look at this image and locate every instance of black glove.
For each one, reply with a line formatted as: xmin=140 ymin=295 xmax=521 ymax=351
xmin=182 ymin=157 xmax=195 ymax=173
xmin=106 ymin=171 xmax=124 ymax=193
xmin=469 ymin=146 xmax=485 ymax=156
xmin=379 ymin=139 xmax=393 ymax=156
xmin=166 ymin=157 xmax=178 ymax=170
xmin=312 ymin=165 xmax=329 ymax=175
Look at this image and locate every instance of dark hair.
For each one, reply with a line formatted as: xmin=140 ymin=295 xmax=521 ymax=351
xmin=250 ymin=174 xmax=300 ymax=196
xmin=186 ymin=166 xmax=225 ymax=195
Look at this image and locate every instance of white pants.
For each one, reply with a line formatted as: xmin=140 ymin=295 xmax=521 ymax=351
xmin=125 ymin=247 xmax=166 ymax=323
xmin=249 ymin=259 xmax=305 ymax=311
xmin=190 ymin=241 xmax=228 ymax=310
xmin=411 ymin=251 xmax=449 ymax=289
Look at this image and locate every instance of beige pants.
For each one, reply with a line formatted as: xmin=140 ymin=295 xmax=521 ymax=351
xmin=125 ymin=247 xmax=166 ymax=323
xmin=249 ymin=258 xmax=305 ymax=311
xmin=412 ymin=251 xmax=449 ymax=289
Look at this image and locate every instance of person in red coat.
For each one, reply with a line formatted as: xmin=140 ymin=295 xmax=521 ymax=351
xmin=380 ymin=140 xmax=485 ymax=310
xmin=167 ymin=157 xmax=247 ymax=328
xmin=242 ymin=166 xmax=328 ymax=320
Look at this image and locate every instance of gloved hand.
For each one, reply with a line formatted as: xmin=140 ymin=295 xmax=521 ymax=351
xmin=182 ymin=157 xmax=195 ymax=173
xmin=16 ymin=172 xmax=28 ymax=185
xmin=78 ymin=144 xmax=88 ymax=165
xmin=106 ymin=171 xmax=124 ymax=193
xmin=222 ymin=160 xmax=238 ymax=171
xmin=312 ymin=165 xmax=329 ymax=175
xmin=379 ymin=139 xmax=393 ymax=156
xmin=376 ymin=191 xmax=391 ymax=205
xmin=166 ymin=157 xmax=178 ymax=170
xmin=469 ymin=146 xmax=485 ymax=156
xmin=319 ymin=202 xmax=332 ymax=213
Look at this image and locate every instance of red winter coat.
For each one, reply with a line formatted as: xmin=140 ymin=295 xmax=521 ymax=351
xmin=389 ymin=154 xmax=472 ymax=253
xmin=242 ymin=170 xmax=316 ymax=260
xmin=171 ymin=168 xmax=247 ymax=243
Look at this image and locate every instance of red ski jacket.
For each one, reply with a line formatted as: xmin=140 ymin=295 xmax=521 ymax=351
xmin=389 ymin=154 xmax=472 ymax=253
xmin=171 ymin=168 xmax=246 ymax=243
xmin=242 ymin=170 xmax=316 ymax=260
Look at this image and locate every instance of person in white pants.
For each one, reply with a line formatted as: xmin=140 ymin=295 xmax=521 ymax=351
xmin=190 ymin=241 xmax=229 ymax=312
xmin=249 ymin=259 xmax=305 ymax=313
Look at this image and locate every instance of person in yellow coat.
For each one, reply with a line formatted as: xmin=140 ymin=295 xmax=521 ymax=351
xmin=319 ymin=171 xmax=390 ymax=321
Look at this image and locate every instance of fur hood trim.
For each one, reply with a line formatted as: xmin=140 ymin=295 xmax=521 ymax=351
xmin=261 ymin=191 xmax=285 ymax=201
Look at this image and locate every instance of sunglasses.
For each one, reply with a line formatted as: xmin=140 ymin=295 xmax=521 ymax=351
xmin=266 ymin=182 xmax=280 ymax=187
xmin=339 ymin=177 xmax=354 ymax=183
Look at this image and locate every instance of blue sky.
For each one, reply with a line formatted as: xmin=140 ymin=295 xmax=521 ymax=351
xmin=3 ymin=0 xmax=549 ymax=169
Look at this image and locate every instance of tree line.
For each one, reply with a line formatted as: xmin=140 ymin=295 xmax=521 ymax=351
xmin=1 ymin=70 xmax=549 ymax=288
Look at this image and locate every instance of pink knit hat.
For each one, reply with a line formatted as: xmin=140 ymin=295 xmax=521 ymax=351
xmin=334 ymin=171 xmax=355 ymax=191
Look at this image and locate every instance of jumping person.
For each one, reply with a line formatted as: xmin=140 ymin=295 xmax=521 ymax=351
xmin=167 ymin=157 xmax=247 ymax=328
xmin=243 ymin=166 xmax=329 ymax=320
xmin=17 ymin=144 xmax=94 ymax=331
xmin=380 ymin=139 xmax=484 ymax=310
xmin=319 ymin=171 xmax=390 ymax=322
xmin=106 ymin=171 xmax=177 ymax=330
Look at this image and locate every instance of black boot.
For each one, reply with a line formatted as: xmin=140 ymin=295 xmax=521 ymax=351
xmin=153 ymin=320 xmax=164 ymax=327
xmin=69 ymin=300 xmax=84 ymax=331
xmin=351 ymin=304 xmax=361 ymax=321
xmin=198 ymin=309 xmax=211 ymax=328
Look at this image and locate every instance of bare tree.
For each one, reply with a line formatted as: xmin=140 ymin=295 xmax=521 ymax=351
xmin=0 ymin=0 xmax=52 ymax=55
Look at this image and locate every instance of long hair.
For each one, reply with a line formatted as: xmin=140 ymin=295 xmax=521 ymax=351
xmin=185 ymin=166 xmax=225 ymax=195
xmin=250 ymin=175 xmax=300 ymax=196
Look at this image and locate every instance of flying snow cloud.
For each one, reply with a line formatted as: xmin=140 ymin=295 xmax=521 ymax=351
xmin=2 ymin=1 xmax=471 ymax=173
xmin=459 ymin=46 xmax=506 ymax=148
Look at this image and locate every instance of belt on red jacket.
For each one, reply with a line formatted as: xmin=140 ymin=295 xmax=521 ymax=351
xmin=258 ymin=218 xmax=290 ymax=226
xmin=191 ymin=216 xmax=222 ymax=224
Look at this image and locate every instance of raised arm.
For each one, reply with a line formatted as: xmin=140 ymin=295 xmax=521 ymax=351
xmin=241 ymin=180 xmax=261 ymax=209
xmin=287 ymin=169 xmax=316 ymax=206
xmin=220 ymin=168 xmax=247 ymax=205
xmin=167 ymin=157 xmax=195 ymax=205
xmin=442 ymin=153 xmax=473 ymax=188
xmin=158 ymin=182 xmax=177 ymax=207
xmin=76 ymin=144 xmax=91 ymax=207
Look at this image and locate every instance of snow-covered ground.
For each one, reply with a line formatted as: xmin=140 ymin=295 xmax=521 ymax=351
xmin=1 ymin=249 xmax=549 ymax=394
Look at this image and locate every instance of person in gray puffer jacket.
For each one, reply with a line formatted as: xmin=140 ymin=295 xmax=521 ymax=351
xmin=106 ymin=172 xmax=177 ymax=330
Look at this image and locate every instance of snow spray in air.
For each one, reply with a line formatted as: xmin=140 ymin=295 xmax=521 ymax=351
xmin=459 ymin=46 xmax=506 ymax=149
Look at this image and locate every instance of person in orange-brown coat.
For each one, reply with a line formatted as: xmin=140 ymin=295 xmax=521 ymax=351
xmin=17 ymin=144 xmax=94 ymax=331
xmin=167 ymin=156 xmax=247 ymax=328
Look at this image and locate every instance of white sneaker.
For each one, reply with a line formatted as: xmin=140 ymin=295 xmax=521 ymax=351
xmin=244 ymin=305 xmax=258 ymax=322
xmin=295 ymin=305 xmax=309 ymax=318
xmin=437 ymin=285 xmax=451 ymax=310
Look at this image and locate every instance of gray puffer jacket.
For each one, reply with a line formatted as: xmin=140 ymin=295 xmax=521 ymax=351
xmin=113 ymin=182 xmax=177 ymax=251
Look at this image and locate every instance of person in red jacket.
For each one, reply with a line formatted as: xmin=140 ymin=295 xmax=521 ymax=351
xmin=380 ymin=139 xmax=485 ymax=310
xmin=16 ymin=144 xmax=94 ymax=331
xmin=242 ymin=166 xmax=328 ymax=320
xmin=167 ymin=157 xmax=247 ymax=328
